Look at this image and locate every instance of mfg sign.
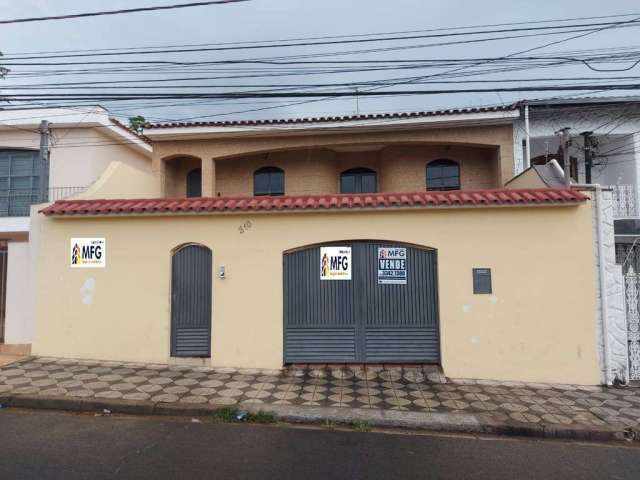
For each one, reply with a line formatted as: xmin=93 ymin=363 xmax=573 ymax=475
xmin=320 ymin=246 xmax=352 ymax=280
xmin=70 ymin=238 xmax=106 ymax=268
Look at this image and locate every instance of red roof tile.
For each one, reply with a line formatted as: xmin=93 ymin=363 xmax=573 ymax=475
xmin=40 ymin=189 xmax=588 ymax=217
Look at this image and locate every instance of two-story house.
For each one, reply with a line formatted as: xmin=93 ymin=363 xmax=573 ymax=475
xmin=0 ymin=106 xmax=151 ymax=354
xmin=511 ymin=97 xmax=640 ymax=382
xmin=31 ymin=106 xmax=614 ymax=385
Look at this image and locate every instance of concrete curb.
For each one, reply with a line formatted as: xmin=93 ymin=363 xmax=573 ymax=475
xmin=0 ymin=393 xmax=629 ymax=442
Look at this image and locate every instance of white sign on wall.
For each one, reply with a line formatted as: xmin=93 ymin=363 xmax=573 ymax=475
xmin=378 ymin=247 xmax=407 ymax=284
xmin=70 ymin=238 xmax=106 ymax=268
xmin=320 ymin=246 xmax=351 ymax=280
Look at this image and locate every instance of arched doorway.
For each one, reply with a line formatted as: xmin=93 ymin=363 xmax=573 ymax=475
xmin=283 ymin=240 xmax=439 ymax=363
xmin=171 ymin=244 xmax=212 ymax=357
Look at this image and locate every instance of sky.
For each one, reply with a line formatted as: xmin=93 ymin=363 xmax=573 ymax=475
xmin=0 ymin=0 xmax=639 ymax=123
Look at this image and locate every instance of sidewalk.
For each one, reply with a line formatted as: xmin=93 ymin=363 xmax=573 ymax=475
xmin=1 ymin=357 xmax=639 ymax=441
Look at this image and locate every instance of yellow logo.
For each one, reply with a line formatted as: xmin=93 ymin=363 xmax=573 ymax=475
xmin=321 ymin=253 xmax=330 ymax=278
xmin=71 ymin=243 xmax=81 ymax=265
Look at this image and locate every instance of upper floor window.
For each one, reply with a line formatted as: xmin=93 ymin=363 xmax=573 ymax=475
xmin=254 ymin=166 xmax=284 ymax=196
xmin=340 ymin=168 xmax=377 ymax=194
xmin=186 ymin=168 xmax=202 ymax=198
xmin=426 ymin=159 xmax=460 ymax=191
xmin=0 ymin=149 xmax=43 ymax=216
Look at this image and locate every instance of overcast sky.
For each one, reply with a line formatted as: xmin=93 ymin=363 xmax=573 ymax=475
xmin=1 ymin=0 xmax=639 ymax=122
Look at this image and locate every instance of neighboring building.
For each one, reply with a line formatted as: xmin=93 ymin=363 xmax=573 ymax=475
xmin=513 ymin=97 xmax=640 ymax=254
xmin=30 ymin=106 xmax=615 ymax=385
xmin=0 ymin=106 xmax=151 ymax=352
xmin=512 ymin=97 xmax=640 ymax=382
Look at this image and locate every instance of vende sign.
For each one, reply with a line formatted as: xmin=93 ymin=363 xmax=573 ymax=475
xmin=320 ymin=246 xmax=351 ymax=280
xmin=70 ymin=238 xmax=106 ymax=268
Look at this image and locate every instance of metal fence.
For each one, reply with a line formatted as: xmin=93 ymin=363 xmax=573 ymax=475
xmin=0 ymin=186 xmax=86 ymax=217
xmin=0 ymin=245 xmax=6 ymax=343
xmin=611 ymin=185 xmax=639 ymax=218
xmin=624 ymin=267 xmax=640 ymax=381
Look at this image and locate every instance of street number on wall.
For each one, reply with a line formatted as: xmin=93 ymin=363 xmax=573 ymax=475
xmin=320 ymin=246 xmax=351 ymax=280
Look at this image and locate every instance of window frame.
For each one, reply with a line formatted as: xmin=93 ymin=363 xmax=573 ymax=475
xmin=426 ymin=159 xmax=461 ymax=191
xmin=340 ymin=167 xmax=377 ymax=194
xmin=186 ymin=167 xmax=202 ymax=198
xmin=253 ymin=166 xmax=285 ymax=196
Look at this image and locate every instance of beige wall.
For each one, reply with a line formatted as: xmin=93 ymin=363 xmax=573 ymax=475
xmin=167 ymin=144 xmax=499 ymax=197
xmin=154 ymin=124 xmax=514 ymax=196
xmin=33 ymin=201 xmax=599 ymax=384
xmin=505 ymin=168 xmax=548 ymax=189
xmin=0 ymin=127 xmax=150 ymax=193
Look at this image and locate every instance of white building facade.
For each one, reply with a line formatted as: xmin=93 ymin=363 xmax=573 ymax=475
xmin=0 ymin=106 xmax=151 ymax=351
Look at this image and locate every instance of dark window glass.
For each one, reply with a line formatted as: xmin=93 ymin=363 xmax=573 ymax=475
xmin=426 ymin=159 xmax=460 ymax=191
xmin=186 ymin=168 xmax=202 ymax=197
xmin=0 ymin=149 xmax=42 ymax=216
xmin=340 ymin=168 xmax=377 ymax=194
xmin=254 ymin=166 xmax=284 ymax=196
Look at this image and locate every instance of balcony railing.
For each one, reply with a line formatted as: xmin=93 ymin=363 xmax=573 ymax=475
xmin=611 ymin=185 xmax=639 ymax=219
xmin=0 ymin=186 xmax=86 ymax=217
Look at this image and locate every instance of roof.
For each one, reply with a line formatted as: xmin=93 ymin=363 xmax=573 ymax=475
xmin=144 ymin=105 xmax=517 ymax=129
xmin=518 ymin=96 xmax=640 ymax=108
xmin=0 ymin=106 xmax=152 ymax=156
xmin=107 ymin=117 xmax=151 ymax=145
xmin=40 ymin=188 xmax=587 ymax=217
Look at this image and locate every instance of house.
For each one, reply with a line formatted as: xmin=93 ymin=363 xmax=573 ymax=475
xmin=0 ymin=106 xmax=151 ymax=353
xmin=29 ymin=105 xmax=616 ymax=385
xmin=513 ymin=97 xmax=640 ymax=259
xmin=512 ymin=97 xmax=640 ymax=382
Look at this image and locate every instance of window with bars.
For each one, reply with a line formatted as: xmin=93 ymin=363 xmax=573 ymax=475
xmin=340 ymin=168 xmax=377 ymax=194
xmin=0 ymin=149 xmax=45 ymax=216
xmin=254 ymin=166 xmax=284 ymax=196
xmin=426 ymin=159 xmax=460 ymax=191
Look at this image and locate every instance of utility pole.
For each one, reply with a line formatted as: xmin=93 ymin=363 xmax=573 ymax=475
xmin=581 ymin=131 xmax=594 ymax=185
xmin=38 ymin=120 xmax=50 ymax=203
xmin=353 ymin=87 xmax=360 ymax=115
xmin=556 ymin=127 xmax=572 ymax=187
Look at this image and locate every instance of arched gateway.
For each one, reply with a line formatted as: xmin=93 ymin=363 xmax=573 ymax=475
xmin=283 ymin=241 xmax=439 ymax=364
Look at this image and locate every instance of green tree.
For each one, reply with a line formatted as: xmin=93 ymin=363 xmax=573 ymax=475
xmin=128 ymin=115 xmax=146 ymax=133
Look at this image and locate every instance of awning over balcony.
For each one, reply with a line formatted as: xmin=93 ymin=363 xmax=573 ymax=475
xmin=39 ymin=188 xmax=588 ymax=217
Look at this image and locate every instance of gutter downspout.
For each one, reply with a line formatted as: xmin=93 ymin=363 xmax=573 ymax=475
xmin=524 ymin=104 xmax=531 ymax=170
xmin=595 ymin=184 xmax=612 ymax=385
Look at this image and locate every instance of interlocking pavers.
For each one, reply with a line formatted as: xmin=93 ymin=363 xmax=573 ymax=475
xmin=1 ymin=357 xmax=639 ymax=431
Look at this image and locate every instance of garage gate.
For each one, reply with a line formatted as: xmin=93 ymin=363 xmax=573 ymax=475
xmin=283 ymin=241 xmax=439 ymax=363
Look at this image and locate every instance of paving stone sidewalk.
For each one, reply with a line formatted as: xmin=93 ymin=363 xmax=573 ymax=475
xmin=1 ymin=357 xmax=639 ymax=431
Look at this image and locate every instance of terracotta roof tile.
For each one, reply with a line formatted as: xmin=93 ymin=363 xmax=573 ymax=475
xmin=40 ymin=188 xmax=588 ymax=217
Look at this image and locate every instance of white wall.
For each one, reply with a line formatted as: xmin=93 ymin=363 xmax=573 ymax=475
xmin=4 ymin=240 xmax=32 ymax=344
xmin=513 ymin=105 xmax=640 ymax=184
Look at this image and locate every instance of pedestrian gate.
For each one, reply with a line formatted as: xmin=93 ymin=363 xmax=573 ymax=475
xmin=283 ymin=241 xmax=439 ymax=363
xmin=171 ymin=244 xmax=212 ymax=357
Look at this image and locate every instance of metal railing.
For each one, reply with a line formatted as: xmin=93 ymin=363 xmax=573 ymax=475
xmin=0 ymin=186 xmax=86 ymax=217
xmin=611 ymin=185 xmax=639 ymax=218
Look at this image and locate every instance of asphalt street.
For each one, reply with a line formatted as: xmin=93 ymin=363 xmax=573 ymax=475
xmin=0 ymin=409 xmax=638 ymax=479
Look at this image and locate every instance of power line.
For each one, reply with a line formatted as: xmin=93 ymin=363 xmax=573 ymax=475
xmin=5 ymin=83 xmax=640 ymax=101
xmin=2 ymin=20 xmax=638 ymax=60
xmin=5 ymin=12 xmax=640 ymax=56
xmin=0 ymin=0 xmax=250 ymax=25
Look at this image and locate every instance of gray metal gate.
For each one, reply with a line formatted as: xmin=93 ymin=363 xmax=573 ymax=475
xmin=171 ymin=244 xmax=212 ymax=357
xmin=284 ymin=241 xmax=439 ymax=363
